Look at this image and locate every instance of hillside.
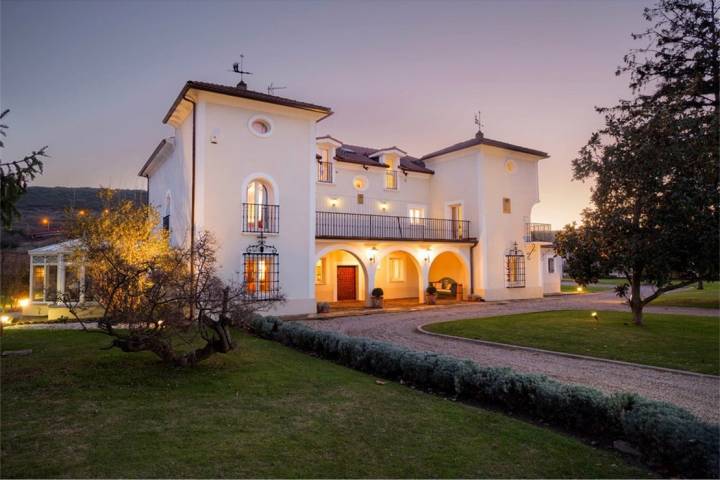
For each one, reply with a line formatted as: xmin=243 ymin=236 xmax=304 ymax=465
xmin=2 ymin=186 xmax=147 ymax=249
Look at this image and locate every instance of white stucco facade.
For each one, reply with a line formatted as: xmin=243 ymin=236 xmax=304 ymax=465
xmin=137 ymin=80 xmax=561 ymax=316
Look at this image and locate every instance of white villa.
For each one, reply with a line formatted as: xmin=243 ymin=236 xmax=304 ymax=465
xmin=25 ymin=79 xmax=562 ymax=318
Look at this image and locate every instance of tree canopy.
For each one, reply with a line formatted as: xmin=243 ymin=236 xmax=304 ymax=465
xmin=555 ymin=0 xmax=719 ymax=325
xmin=0 ymin=109 xmax=47 ymax=228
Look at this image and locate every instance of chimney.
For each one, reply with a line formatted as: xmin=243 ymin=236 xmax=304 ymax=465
xmin=237 ymin=80 xmax=247 ymax=90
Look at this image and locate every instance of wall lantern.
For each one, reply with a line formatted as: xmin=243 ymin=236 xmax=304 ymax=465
xmin=380 ymin=202 xmax=388 ymax=212
xmin=423 ymin=248 xmax=431 ymax=264
xmin=329 ymin=197 xmax=339 ymax=209
xmin=368 ymin=247 xmax=377 ymax=263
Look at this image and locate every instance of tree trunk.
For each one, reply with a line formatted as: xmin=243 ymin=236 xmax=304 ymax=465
xmin=698 ymin=279 xmax=704 ymax=290
xmin=630 ymin=279 xmax=644 ymax=326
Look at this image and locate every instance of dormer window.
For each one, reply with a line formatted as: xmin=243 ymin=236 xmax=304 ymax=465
xmin=317 ymin=147 xmax=333 ymax=183
xmin=384 ymin=155 xmax=398 ymax=190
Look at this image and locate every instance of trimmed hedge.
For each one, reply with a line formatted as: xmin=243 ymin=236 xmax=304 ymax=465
xmin=247 ymin=316 xmax=720 ymax=478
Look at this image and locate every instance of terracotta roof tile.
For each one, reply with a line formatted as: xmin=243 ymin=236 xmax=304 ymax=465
xmin=421 ymin=135 xmax=548 ymax=160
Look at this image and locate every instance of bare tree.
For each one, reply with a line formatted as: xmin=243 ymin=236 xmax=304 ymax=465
xmin=62 ymin=191 xmax=282 ymax=366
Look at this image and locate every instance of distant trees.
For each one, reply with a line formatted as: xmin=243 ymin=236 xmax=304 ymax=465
xmin=63 ymin=191 xmax=281 ymax=366
xmin=555 ymin=0 xmax=719 ymax=325
xmin=0 ymin=110 xmax=47 ymax=228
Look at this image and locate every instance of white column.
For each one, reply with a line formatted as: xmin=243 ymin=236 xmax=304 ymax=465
xmin=28 ymin=255 xmax=34 ymax=304
xmin=420 ymin=262 xmax=430 ymax=304
xmin=56 ymin=254 xmax=65 ymax=304
xmin=365 ymin=263 xmax=377 ymax=307
xmin=79 ymin=264 xmax=86 ymax=304
xmin=43 ymin=257 xmax=48 ymax=302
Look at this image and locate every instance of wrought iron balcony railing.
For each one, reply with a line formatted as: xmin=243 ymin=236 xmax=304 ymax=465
xmin=243 ymin=203 xmax=279 ymax=233
xmin=524 ymin=222 xmax=554 ymax=242
xmin=317 ymin=161 xmax=333 ymax=183
xmin=316 ymin=211 xmax=473 ymax=241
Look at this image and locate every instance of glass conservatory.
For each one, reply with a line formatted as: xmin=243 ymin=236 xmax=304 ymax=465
xmin=28 ymin=240 xmax=86 ymax=304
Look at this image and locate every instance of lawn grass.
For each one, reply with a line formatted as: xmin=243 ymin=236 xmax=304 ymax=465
xmin=651 ymin=282 xmax=720 ymax=309
xmin=425 ymin=310 xmax=720 ymax=375
xmin=560 ymin=284 xmax=608 ymax=293
xmin=0 ymin=329 xmax=652 ymax=478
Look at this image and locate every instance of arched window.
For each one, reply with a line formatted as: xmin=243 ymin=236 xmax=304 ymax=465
xmin=244 ymin=179 xmax=278 ymax=233
xmin=163 ymin=192 xmax=172 ymax=232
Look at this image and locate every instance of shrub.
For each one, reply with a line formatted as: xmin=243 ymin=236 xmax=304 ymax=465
xmin=245 ymin=316 xmax=719 ymax=478
xmin=426 ymin=285 xmax=437 ymax=295
xmin=371 ymin=288 xmax=384 ymax=298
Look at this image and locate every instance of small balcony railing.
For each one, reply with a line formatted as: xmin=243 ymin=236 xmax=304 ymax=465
xmin=317 ymin=161 xmax=333 ymax=183
xmin=524 ymin=222 xmax=553 ymax=242
xmin=243 ymin=203 xmax=279 ymax=233
xmin=316 ymin=211 xmax=472 ymax=241
xmin=385 ymin=170 xmax=398 ymax=190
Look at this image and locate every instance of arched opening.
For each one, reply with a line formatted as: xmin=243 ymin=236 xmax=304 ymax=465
xmin=429 ymin=250 xmax=471 ymax=301
xmin=315 ymin=249 xmax=369 ymax=304
xmin=163 ymin=191 xmax=172 ymax=232
xmin=374 ymin=250 xmax=423 ymax=304
xmin=243 ymin=178 xmax=278 ymax=233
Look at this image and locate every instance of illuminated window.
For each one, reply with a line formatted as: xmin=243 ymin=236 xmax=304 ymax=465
xmin=503 ymin=198 xmax=512 ymax=214
xmin=409 ymin=207 xmax=424 ymax=224
xmin=315 ymin=258 xmax=326 ymax=284
xmin=389 ymin=257 xmax=405 ymax=282
xmin=243 ymin=255 xmax=279 ymax=300
xmin=244 ymin=180 xmax=278 ymax=233
xmin=32 ymin=266 xmax=45 ymax=301
xmin=505 ymin=243 xmax=525 ymax=288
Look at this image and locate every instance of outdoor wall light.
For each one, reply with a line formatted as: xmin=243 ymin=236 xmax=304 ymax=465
xmin=329 ymin=197 xmax=338 ymax=208
xmin=423 ymin=249 xmax=431 ymax=263
xmin=18 ymin=298 xmax=29 ymax=308
xmin=380 ymin=202 xmax=388 ymax=212
xmin=368 ymin=247 xmax=377 ymax=263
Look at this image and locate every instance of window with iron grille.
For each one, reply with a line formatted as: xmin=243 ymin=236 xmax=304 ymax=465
xmin=505 ymin=242 xmax=525 ymax=288
xmin=243 ymin=236 xmax=280 ymax=301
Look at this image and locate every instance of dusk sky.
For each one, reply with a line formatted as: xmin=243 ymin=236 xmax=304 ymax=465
xmin=2 ymin=0 xmax=654 ymax=229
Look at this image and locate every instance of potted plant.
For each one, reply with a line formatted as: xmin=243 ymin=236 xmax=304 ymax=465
xmin=425 ymin=285 xmax=438 ymax=305
xmin=371 ymin=288 xmax=384 ymax=308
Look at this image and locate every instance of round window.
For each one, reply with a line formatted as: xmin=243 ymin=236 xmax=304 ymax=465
xmin=248 ymin=115 xmax=273 ymax=137
xmin=353 ymin=175 xmax=368 ymax=191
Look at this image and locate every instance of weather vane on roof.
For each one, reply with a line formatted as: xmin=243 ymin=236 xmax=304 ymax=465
xmin=230 ymin=54 xmax=252 ymax=89
xmin=474 ymin=110 xmax=484 ymax=138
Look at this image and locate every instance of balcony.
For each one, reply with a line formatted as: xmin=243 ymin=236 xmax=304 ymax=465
xmin=243 ymin=203 xmax=279 ymax=233
xmin=524 ymin=222 xmax=554 ymax=242
xmin=317 ymin=161 xmax=333 ymax=183
xmin=316 ymin=211 xmax=473 ymax=242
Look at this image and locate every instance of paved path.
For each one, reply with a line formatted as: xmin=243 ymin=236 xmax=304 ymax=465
xmin=303 ymin=291 xmax=720 ymax=423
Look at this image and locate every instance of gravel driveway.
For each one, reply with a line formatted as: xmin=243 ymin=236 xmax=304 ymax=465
xmin=303 ymin=291 xmax=720 ymax=423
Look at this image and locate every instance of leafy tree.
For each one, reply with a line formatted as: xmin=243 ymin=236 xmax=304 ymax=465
xmin=555 ymin=0 xmax=719 ymax=325
xmin=0 ymin=110 xmax=47 ymax=228
xmin=62 ymin=190 xmax=281 ymax=366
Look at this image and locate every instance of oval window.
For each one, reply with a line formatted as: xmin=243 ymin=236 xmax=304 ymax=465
xmin=248 ymin=115 xmax=273 ymax=137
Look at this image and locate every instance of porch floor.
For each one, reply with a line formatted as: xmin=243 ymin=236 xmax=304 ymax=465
xmin=328 ymin=295 xmax=465 ymax=313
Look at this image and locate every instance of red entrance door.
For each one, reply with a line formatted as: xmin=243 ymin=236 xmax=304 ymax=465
xmin=337 ymin=266 xmax=357 ymax=301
